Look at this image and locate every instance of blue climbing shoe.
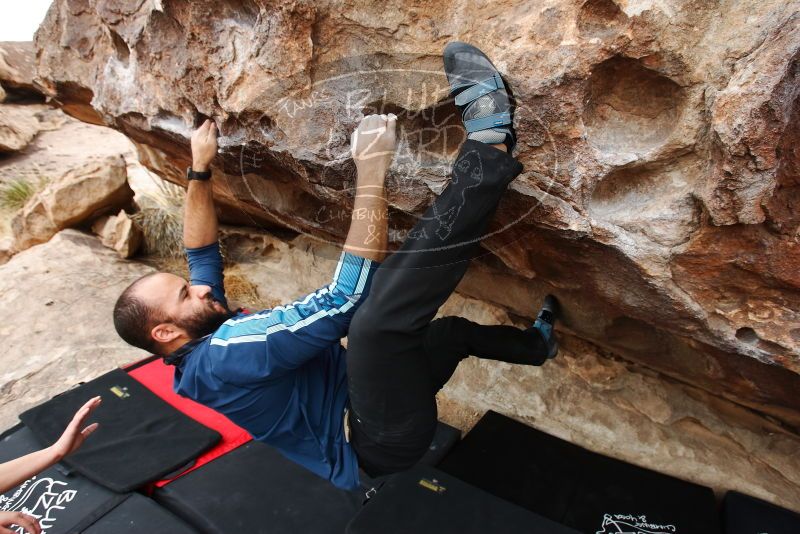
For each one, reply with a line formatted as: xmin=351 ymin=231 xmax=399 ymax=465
xmin=531 ymin=294 xmax=559 ymax=359
xmin=443 ymin=41 xmax=516 ymax=152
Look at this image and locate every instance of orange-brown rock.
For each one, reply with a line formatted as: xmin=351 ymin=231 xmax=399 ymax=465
xmin=33 ymin=0 xmax=800 ymax=432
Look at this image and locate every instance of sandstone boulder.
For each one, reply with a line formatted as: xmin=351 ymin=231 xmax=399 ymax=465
xmin=0 ymin=229 xmax=153 ymax=432
xmin=0 ymin=42 xmax=39 ymax=95
xmin=0 ymin=237 xmax=13 ymax=265
xmin=0 ymin=83 xmax=6 ymax=103
xmin=0 ymin=103 xmax=67 ymax=153
xmin=0 ymin=108 xmax=137 ymax=185
xmin=11 ymin=155 xmax=134 ymax=250
xmin=0 ymin=104 xmax=40 ymax=152
xmin=32 ymin=0 xmax=800 ymax=431
xmin=92 ymin=208 xmax=142 ymax=258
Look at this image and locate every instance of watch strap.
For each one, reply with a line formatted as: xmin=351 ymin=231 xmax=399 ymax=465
xmin=187 ymin=167 xmax=212 ymax=181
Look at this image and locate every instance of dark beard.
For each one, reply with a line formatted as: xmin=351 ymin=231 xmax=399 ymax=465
xmin=175 ymin=297 xmax=235 ymax=339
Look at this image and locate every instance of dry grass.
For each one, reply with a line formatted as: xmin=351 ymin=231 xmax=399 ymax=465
xmin=0 ymin=177 xmax=47 ymax=210
xmin=224 ymin=273 xmax=268 ymax=310
xmin=132 ymin=180 xmax=185 ymax=258
xmin=0 ymin=176 xmax=50 ymax=239
xmin=0 ymin=179 xmax=36 ymax=210
xmin=147 ymin=255 xmax=189 ymax=278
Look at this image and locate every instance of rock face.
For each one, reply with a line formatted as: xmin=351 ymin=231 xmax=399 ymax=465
xmin=11 ymin=155 xmax=134 ymax=250
xmin=33 ymin=1 xmax=800 ymax=434
xmin=0 ymin=229 xmax=152 ymax=432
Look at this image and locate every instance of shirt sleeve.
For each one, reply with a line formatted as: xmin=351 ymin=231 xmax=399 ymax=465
xmin=186 ymin=241 xmax=227 ymax=306
xmin=208 ymin=251 xmax=380 ymax=383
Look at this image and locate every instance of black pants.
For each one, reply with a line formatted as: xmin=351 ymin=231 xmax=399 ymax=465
xmin=346 ymin=140 xmax=548 ymax=477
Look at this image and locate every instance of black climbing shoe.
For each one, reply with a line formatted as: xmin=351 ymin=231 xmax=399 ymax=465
xmin=531 ymin=294 xmax=559 ymax=360
xmin=443 ymin=41 xmax=516 ymax=152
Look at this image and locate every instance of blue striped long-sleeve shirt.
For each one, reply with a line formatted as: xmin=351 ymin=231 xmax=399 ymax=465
xmin=173 ymin=245 xmax=380 ymax=490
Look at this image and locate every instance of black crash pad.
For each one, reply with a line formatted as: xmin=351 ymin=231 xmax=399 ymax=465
xmin=80 ymin=493 xmax=198 ymax=534
xmin=154 ymin=441 xmax=364 ymax=534
xmin=19 ymin=368 xmax=220 ymax=492
xmin=0 ymin=425 xmax=126 ymax=534
xmin=722 ymin=491 xmax=800 ymax=534
xmin=438 ymin=410 xmax=720 ymax=534
xmin=346 ymin=464 xmax=581 ymax=534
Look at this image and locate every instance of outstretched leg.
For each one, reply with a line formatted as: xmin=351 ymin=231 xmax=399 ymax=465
xmin=354 ymin=140 xmax=522 ymax=338
xmin=423 ymin=316 xmax=550 ymax=394
xmin=347 ymin=141 xmax=522 ymax=477
xmin=346 ymin=42 xmax=527 ymax=478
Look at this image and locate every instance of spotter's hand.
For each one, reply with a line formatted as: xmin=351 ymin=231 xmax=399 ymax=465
xmin=0 ymin=511 xmax=41 ymax=534
xmin=50 ymin=396 xmax=101 ymax=460
xmin=351 ymin=113 xmax=397 ymax=179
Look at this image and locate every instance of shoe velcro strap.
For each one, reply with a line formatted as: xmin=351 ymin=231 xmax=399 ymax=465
xmin=464 ymin=111 xmax=512 ymax=133
xmin=454 ymin=73 xmax=504 ymax=106
xmin=537 ymin=310 xmax=555 ymax=325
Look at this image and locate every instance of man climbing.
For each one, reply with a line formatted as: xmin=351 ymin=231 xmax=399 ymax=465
xmin=113 ymin=42 xmax=559 ymax=490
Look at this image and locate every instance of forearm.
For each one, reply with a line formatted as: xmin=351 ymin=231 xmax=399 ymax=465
xmin=185 ymin=120 xmax=219 ymax=249
xmin=343 ymin=168 xmax=388 ymax=262
xmin=0 ymin=447 xmax=60 ymax=494
xmin=183 ymin=179 xmax=218 ymax=249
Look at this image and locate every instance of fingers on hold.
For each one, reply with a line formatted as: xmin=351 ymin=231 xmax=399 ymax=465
xmin=363 ymin=113 xmax=382 ymax=127
xmin=82 ymin=422 xmax=100 ymax=436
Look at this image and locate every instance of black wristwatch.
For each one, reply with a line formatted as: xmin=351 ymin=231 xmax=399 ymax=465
xmin=186 ymin=167 xmax=212 ymax=181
